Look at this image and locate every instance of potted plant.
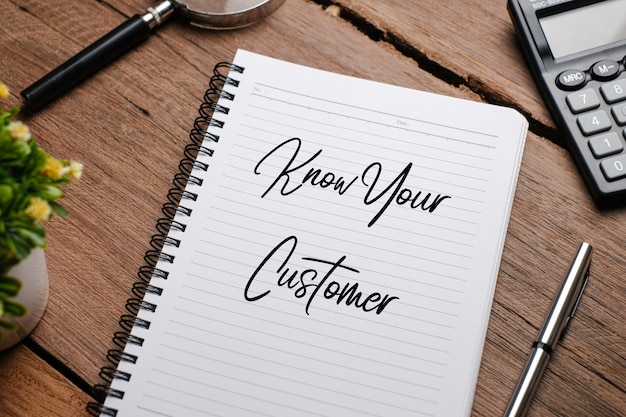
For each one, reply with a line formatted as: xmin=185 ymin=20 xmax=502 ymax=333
xmin=0 ymin=81 xmax=82 ymax=351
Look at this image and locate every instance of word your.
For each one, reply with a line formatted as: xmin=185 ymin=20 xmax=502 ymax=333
xmin=254 ymin=138 xmax=451 ymax=226
xmin=245 ymin=236 xmax=399 ymax=315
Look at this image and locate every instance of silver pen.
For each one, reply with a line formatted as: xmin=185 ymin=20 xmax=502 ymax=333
xmin=503 ymin=242 xmax=593 ymax=417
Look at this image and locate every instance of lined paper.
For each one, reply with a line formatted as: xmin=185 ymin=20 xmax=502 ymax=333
xmin=104 ymin=50 xmax=527 ymax=417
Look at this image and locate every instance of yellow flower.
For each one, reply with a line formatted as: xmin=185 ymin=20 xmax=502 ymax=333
xmin=8 ymin=121 xmax=31 ymax=142
xmin=41 ymin=157 xmax=65 ymax=180
xmin=68 ymin=160 xmax=83 ymax=180
xmin=25 ymin=197 xmax=52 ymax=222
xmin=0 ymin=82 xmax=8 ymax=99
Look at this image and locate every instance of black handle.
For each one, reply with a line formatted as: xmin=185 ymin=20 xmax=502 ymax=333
xmin=21 ymin=14 xmax=152 ymax=112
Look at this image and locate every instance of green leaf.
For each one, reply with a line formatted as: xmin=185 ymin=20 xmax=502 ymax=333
xmin=0 ymin=184 xmax=13 ymax=205
xmin=0 ymin=276 xmax=21 ymax=297
xmin=16 ymin=227 xmax=46 ymax=248
xmin=0 ymin=319 xmax=19 ymax=331
xmin=2 ymin=299 xmax=27 ymax=317
xmin=37 ymin=184 xmax=64 ymax=200
xmin=49 ymin=201 xmax=68 ymax=217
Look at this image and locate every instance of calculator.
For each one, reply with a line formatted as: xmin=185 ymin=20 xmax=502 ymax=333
xmin=508 ymin=0 xmax=626 ymax=207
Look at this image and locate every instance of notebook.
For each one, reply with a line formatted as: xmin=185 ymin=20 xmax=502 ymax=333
xmin=90 ymin=49 xmax=528 ymax=417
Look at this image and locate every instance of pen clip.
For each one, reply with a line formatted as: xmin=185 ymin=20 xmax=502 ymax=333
xmin=570 ymin=267 xmax=590 ymax=318
xmin=561 ymin=267 xmax=590 ymax=339
xmin=558 ymin=244 xmax=592 ymax=344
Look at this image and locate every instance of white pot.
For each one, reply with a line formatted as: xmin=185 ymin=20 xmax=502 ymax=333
xmin=0 ymin=248 xmax=49 ymax=351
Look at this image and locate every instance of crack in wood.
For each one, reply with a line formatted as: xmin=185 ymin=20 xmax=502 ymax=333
xmin=307 ymin=0 xmax=562 ymax=146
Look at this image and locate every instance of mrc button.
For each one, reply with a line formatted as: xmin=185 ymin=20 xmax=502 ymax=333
xmin=557 ymin=69 xmax=587 ymax=90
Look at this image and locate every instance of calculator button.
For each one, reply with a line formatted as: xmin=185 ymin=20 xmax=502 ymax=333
xmin=600 ymin=154 xmax=626 ymax=181
xmin=557 ymin=69 xmax=587 ymax=90
xmin=612 ymin=103 xmax=626 ymax=125
xmin=566 ymin=89 xmax=600 ymax=113
xmin=600 ymin=79 xmax=626 ymax=103
xmin=589 ymin=132 xmax=623 ymax=158
xmin=591 ymin=60 xmax=620 ymax=81
xmin=577 ymin=110 xmax=612 ymax=136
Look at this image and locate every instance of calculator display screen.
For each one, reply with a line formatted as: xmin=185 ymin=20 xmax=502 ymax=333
xmin=539 ymin=0 xmax=626 ymax=59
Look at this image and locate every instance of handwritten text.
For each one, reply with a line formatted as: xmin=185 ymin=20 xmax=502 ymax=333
xmin=245 ymin=236 xmax=399 ymax=315
xmin=254 ymin=138 xmax=451 ymax=226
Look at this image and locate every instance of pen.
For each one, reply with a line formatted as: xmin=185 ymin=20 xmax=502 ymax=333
xmin=502 ymin=242 xmax=593 ymax=417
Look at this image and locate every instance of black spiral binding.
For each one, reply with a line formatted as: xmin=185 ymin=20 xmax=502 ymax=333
xmin=87 ymin=62 xmax=244 ymax=417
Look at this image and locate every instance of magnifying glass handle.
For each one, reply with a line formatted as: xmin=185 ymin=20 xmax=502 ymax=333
xmin=21 ymin=1 xmax=175 ymax=112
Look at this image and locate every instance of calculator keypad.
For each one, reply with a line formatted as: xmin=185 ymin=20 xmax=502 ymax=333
xmin=560 ymin=60 xmax=626 ymax=183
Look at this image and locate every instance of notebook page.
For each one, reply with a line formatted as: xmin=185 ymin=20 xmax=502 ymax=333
xmin=105 ymin=49 xmax=527 ymax=417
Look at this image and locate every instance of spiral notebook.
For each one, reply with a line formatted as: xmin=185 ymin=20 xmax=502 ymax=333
xmin=90 ymin=49 xmax=528 ymax=417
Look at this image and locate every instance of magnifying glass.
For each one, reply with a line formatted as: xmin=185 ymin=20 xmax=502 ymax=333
xmin=21 ymin=0 xmax=286 ymax=112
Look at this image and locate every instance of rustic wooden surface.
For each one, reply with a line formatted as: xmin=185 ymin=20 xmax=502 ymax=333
xmin=0 ymin=0 xmax=624 ymax=416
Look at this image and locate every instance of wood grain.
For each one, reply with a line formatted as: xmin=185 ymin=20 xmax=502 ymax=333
xmin=0 ymin=344 xmax=90 ymax=416
xmin=0 ymin=0 xmax=624 ymax=416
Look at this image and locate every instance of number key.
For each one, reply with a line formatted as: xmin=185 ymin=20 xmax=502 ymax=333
xmin=600 ymin=78 xmax=626 ymax=103
xmin=577 ymin=110 xmax=612 ymax=136
xmin=589 ymin=132 xmax=623 ymax=158
xmin=601 ymin=154 xmax=626 ymax=181
xmin=567 ymin=88 xmax=600 ymax=113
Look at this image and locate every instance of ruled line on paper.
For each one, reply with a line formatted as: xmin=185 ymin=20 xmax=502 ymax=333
xmin=211 ymin=192 xmax=480 ymax=240
xmin=205 ymin=199 xmax=474 ymax=263
xmin=161 ymin=316 xmax=447 ymax=384
xmin=235 ymin=120 xmax=495 ymax=171
xmin=145 ymin=368 xmax=435 ymax=417
xmin=175 ymin=290 xmax=455 ymax=348
xmin=147 ymin=357 xmax=439 ymax=417
xmin=215 ymin=186 xmax=477 ymax=244
xmin=240 ymin=116 xmax=495 ymax=167
xmin=251 ymin=83 xmax=500 ymax=143
xmin=161 ymin=324 xmax=446 ymax=389
xmin=137 ymin=402 xmax=211 ymax=417
xmin=143 ymin=381 xmax=295 ymax=417
xmin=198 ymin=203 xmax=475 ymax=272
xmin=243 ymin=107 xmax=497 ymax=161
xmin=156 ymin=342 xmax=441 ymax=400
xmin=156 ymin=343 xmax=442 ymax=402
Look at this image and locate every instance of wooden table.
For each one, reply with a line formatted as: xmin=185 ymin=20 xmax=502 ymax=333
xmin=0 ymin=0 xmax=624 ymax=416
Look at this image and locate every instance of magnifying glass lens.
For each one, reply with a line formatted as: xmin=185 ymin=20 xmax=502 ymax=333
xmin=182 ymin=0 xmax=284 ymax=29
xmin=181 ymin=0 xmax=285 ymax=28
